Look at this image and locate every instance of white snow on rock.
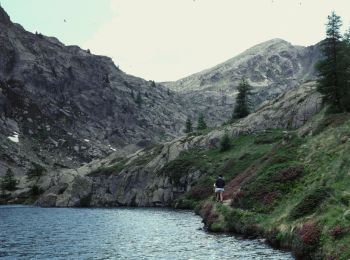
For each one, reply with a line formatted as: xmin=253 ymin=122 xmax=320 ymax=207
xmin=107 ymin=144 xmax=117 ymax=151
xmin=7 ymin=132 xmax=19 ymax=143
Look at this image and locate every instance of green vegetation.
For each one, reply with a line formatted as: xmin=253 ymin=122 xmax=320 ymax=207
xmin=87 ymin=161 xmax=126 ymax=177
xmin=135 ymin=91 xmax=142 ymax=107
xmin=27 ymin=162 xmax=46 ymax=180
xmin=219 ymin=133 xmax=231 ymax=152
xmin=178 ymin=113 xmax=350 ymax=259
xmin=184 ymin=117 xmax=193 ymax=134
xmin=163 ymin=130 xmax=283 ymax=205
xmin=0 ymin=168 xmax=17 ymax=192
xmin=196 ymin=114 xmax=207 ymax=131
xmin=289 ymin=187 xmax=331 ymax=220
xmin=316 ymin=11 xmax=350 ymax=113
xmin=231 ymin=77 xmax=252 ymax=121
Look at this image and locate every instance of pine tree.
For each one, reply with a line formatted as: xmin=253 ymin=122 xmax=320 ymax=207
xmin=220 ymin=133 xmax=231 ymax=152
xmin=316 ymin=11 xmax=346 ymax=112
xmin=135 ymin=92 xmax=142 ymax=107
xmin=184 ymin=118 xmax=193 ymax=133
xmin=341 ymin=26 xmax=350 ymax=111
xmin=0 ymin=168 xmax=17 ymax=191
xmin=197 ymin=114 xmax=207 ymax=131
xmin=231 ymin=77 xmax=252 ymax=121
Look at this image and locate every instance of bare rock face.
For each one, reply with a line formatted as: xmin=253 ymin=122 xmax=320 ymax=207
xmin=0 ymin=6 xmax=192 ymax=179
xmin=36 ymin=82 xmax=322 ymax=207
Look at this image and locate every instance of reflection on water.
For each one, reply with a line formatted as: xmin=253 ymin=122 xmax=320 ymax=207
xmin=0 ymin=205 xmax=293 ymax=259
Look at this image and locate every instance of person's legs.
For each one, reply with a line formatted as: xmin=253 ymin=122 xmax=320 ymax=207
xmin=215 ymin=191 xmax=219 ymax=201
xmin=220 ymin=191 xmax=224 ymax=202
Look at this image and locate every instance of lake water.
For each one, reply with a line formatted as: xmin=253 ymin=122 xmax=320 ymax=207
xmin=0 ymin=205 xmax=293 ymax=259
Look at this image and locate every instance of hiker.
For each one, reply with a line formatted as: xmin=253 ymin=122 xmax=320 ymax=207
xmin=214 ymin=175 xmax=225 ymax=202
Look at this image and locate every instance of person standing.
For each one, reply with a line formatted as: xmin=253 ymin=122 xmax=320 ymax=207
xmin=214 ymin=175 xmax=225 ymax=202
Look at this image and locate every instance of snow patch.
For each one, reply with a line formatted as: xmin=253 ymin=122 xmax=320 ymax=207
xmin=108 ymin=144 xmax=117 ymax=151
xmin=7 ymin=132 xmax=19 ymax=143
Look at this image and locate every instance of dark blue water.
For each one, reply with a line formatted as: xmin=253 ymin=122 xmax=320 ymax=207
xmin=0 ymin=205 xmax=293 ymax=259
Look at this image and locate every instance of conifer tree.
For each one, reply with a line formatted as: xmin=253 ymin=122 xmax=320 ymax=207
xmin=135 ymin=92 xmax=142 ymax=107
xmin=220 ymin=133 xmax=231 ymax=152
xmin=316 ymin=11 xmax=347 ymax=112
xmin=184 ymin=118 xmax=193 ymax=133
xmin=0 ymin=168 xmax=17 ymax=191
xmin=231 ymin=77 xmax=252 ymax=121
xmin=197 ymin=114 xmax=207 ymax=131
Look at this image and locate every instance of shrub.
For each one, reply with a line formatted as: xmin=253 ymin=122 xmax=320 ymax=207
xmin=188 ymin=185 xmax=213 ymax=200
xmin=289 ymin=188 xmax=331 ymax=220
xmin=297 ymin=222 xmax=321 ymax=245
xmin=330 ymin=226 xmax=350 ymax=239
xmin=29 ymin=184 xmax=44 ymax=196
xmin=87 ymin=162 xmax=125 ymax=177
xmin=219 ymin=133 xmax=231 ymax=152
xmin=272 ymin=166 xmax=304 ymax=182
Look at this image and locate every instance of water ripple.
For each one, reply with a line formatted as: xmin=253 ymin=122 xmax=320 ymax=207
xmin=0 ymin=206 xmax=293 ymax=259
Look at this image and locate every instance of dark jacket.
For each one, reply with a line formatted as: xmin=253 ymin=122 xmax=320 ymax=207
xmin=215 ymin=177 xmax=225 ymax=188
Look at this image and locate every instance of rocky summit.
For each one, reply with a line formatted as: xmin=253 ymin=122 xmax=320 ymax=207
xmin=164 ymin=38 xmax=321 ymax=107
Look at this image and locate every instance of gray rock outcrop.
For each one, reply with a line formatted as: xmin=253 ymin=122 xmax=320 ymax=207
xmin=37 ymin=82 xmax=322 ymax=207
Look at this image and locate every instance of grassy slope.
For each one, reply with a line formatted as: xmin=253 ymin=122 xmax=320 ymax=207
xmin=164 ymin=113 xmax=350 ymax=260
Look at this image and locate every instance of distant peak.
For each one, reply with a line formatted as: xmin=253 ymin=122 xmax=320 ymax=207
xmin=0 ymin=6 xmax=12 ymax=26
xmin=256 ymin=38 xmax=291 ymax=47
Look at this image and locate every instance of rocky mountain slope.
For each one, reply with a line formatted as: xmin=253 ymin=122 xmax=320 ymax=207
xmin=164 ymin=38 xmax=321 ymax=111
xmin=0 ymin=6 xmax=196 ymax=178
xmin=0 ymin=6 xmax=302 ymax=178
xmin=34 ymin=81 xmax=321 ymax=207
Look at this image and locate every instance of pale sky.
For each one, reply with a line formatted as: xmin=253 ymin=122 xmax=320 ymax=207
xmin=2 ymin=0 xmax=350 ymax=81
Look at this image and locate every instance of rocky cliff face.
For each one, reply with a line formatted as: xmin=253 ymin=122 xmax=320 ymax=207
xmin=0 ymin=6 xmax=193 ymax=178
xmin=164 ymin=38 xmax=321 ymax=114
xmin=36 ymin=81 xmax=321 ymax=207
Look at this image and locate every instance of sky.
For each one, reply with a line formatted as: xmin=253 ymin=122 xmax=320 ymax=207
xmin=1 ymin=0 xmax=350 ymax=82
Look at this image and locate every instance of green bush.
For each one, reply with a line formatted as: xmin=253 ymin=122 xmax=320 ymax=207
xmin=87 ymin=162 xmax=125 ymax=177
xmin=220 ymin=133 xmax=231 ymax=152
xmin=29 ymin=184 xmax=44 ymax=196
xmin=289 ymin=188 xmax=331 ymax=220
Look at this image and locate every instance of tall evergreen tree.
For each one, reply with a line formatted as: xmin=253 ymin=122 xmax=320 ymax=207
xmin=0 ymin=168 xmax=17 ymax=191
xmin=135 ymin=92 xmax=142 ymax=107
xmin=197 ymin=114 xmax=207 ymax=131
xmin=184 ymin=118 xmax=193 ymax=133
xmin=231 ymin=77 xmax=252 ymax=121
xmin=316 ymin=11 xmax=345 ymax=112
xmin=220 ymin=133 xmax=231 ymax=152
xmin=341 ymin=26 xmax=350 ymax=111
